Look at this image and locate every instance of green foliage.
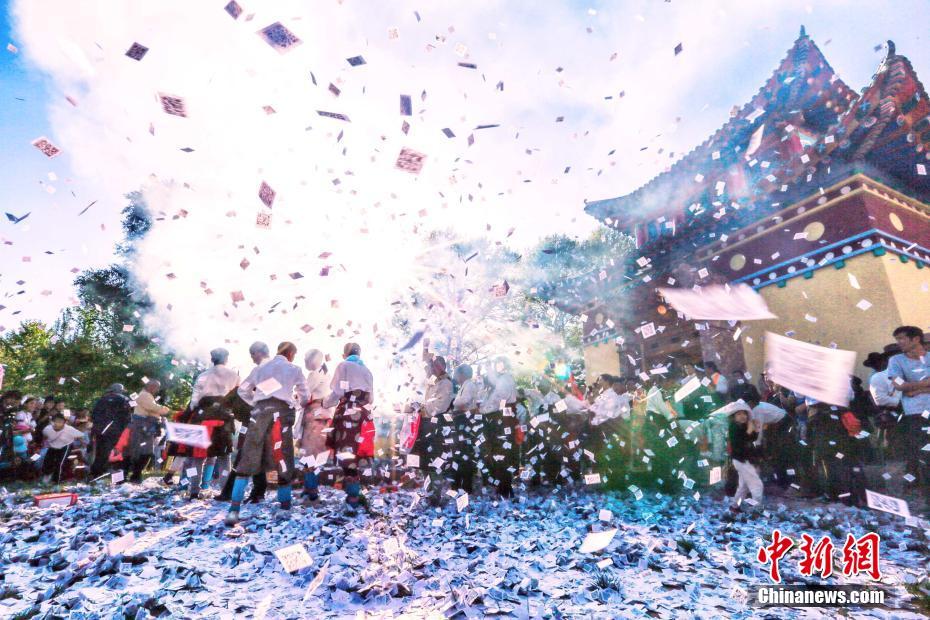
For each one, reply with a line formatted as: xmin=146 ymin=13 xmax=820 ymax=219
xmin=0 ymin=321 xmax=52 ymax=398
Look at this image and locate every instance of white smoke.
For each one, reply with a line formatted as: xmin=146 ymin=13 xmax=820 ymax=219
xmin=11 ymin=0 xmax=853 ymax=407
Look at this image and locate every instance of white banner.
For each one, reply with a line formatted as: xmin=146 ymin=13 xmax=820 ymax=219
xmin=165 ymin=421 xmax=211 ymax=448
xmin=764 ymin=332 xmax=855 ymax=406
xmin=658 ymin=283 xmax=776 ymax=321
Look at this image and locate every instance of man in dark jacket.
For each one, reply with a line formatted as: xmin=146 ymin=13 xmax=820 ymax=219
xmin=90 ymin=384 xmax=132 ymax=478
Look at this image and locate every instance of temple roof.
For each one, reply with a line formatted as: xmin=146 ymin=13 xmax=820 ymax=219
xmin=584 ymin=28 xmax=930 ymax=242
xmin=551 ymin=30 xmax=930 ymax=315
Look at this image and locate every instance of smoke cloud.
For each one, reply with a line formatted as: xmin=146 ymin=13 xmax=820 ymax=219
xmin=12 ymin=0 xmax=851 ymax=407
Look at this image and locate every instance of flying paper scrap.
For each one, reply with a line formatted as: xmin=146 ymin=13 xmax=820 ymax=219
xmin=658 ymin=283 xmax=776 ymax=321
xmin=255 ymin=377 xmax=282 ymax=395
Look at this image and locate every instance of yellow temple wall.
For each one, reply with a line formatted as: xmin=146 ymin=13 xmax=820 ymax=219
xmin=880 ymin=255 xmax=930 ymax=330
xmin=740 ymin=252 xmax=904 ymax=382
xmin=583 ymin=341 xmax=621 ymax=379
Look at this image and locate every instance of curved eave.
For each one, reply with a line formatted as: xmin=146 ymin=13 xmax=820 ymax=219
xmin=585 ymin=29 xmax=853 ymax=225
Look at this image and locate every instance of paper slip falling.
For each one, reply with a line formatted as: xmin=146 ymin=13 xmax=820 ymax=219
xmin=165 ymin=421 xmax=211 ymax=448
xmin=111 ymin=470 xmax=124 ymax=484
xmin=584 ymin=473 xmax=602 ymax=485
xmin=674 ymin=376 xmax=702 ymax=402
xmin=256 ymin=377 xmax=283 ymax=395
xmin=580 ymin=528 xmax=617 ymax=553
xmin=865 ymin=489 xmax=910 ymax=518
xmin=255 ymin=594 xmax=273 ymax=620
xmin=303 ymin=560 xmax=329 ymax=601
xmin=599 ymin=509 xmax=613 ymax=522
xmin=275 ymin=543 xmax=313 ymax=573
xmin=456 ymin=493 xmax=469 ymax=512
xmin=406 ymin=454 xmax=420 ymax=468
xmin=765 ymin=332 xmax=856 ymax=406
xmin=709 ymin=466 xmax=723 ymax=485
xmin=658 ymin=283 xmax=776 ymax=321
xmin=107 ymin=532 xmax=136 ymax=556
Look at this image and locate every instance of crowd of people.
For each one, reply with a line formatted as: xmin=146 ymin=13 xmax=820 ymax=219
xmin=0 ymin=324 xmax=927 ymax=522
xmin=0 ymin=391 xmax=92 ymax=484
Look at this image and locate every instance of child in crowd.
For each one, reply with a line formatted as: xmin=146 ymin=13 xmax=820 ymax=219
xmin=14 ymin=397 xmax=39 ymax=448
xmin=73 ymin=409 xmax=92 ymax=433
xmin=41 ymin=413 xmax=87 ymax=484
xmin=729 ymin=403 xmax=763 ymax=512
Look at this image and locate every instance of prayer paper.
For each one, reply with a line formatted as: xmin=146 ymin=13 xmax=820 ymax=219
xmin=674 ymin=376 xmax=701 ymax=402
xmin=274 ymin=543 xmax=313 ymax=573
xmin=865 ymin=489 xmax=911 ymax=518
xmin=165 ymin=422 xmax=211 ymax=448
xmin=303 ymin=560 xmax=329 ymax=600
xmin=107 ymin=532 xmax=136 ymax=556
xmin=579 ymin=528 xmax=617 ymax=553
xmin=256 ymin=377 xmax=282 ymax=395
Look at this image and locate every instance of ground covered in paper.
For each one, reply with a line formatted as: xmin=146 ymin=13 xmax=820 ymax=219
xmin=1 ymin=480 xmax=928 ymax=619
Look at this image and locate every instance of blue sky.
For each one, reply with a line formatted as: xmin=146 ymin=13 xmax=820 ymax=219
xmin=0 ymin=0 xmax=121 ymax=331
xmin=1 ymin=0 xmax=929 ymax=342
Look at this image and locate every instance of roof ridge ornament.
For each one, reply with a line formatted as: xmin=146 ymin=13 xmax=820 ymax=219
xmin=799 ymin=25 xmax=807 ymax=38
xmin=886 ymin=40 xmax=896 ymax=57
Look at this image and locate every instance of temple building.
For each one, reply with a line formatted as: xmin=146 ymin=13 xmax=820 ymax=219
xmin=554 ymin=28 xmax=930 ymax=382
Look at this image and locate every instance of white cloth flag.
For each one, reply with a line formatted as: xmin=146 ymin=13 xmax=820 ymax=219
xmin=658 ymin=284 xmax=776 ymax=321
xmin=764 ymin=332 xmax=855 ymax=406
xmin=165 ymin=422 xmax=211 ymax=448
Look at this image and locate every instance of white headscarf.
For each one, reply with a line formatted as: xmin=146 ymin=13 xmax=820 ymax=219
xmin=304 ymin=349 xmax=325 ymax=371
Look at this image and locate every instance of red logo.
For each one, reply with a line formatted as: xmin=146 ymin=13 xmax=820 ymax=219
xmin=757 ymin=531 xmax=882 ymax=583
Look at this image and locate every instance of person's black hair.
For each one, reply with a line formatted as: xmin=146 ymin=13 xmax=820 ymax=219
xmin=862 ymin=352 xmax=885 ymax=370
xmin=705 ymin=361 xmax=719 ymax=372
xmin=893 ymin=325 xmax=925 ymax=341
xmin=51 ymin=412 xmax=66 ymax=422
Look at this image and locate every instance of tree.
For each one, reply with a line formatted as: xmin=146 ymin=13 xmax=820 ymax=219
xmin=0 ymin=321 xmax=53 ymax=397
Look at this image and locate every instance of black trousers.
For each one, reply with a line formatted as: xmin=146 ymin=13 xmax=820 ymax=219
xmin=127 ymin=455 xmax=149 ymax=483
xmin=451 ymin=413 xmax=478 ymax=493
xmin=528 ymin=422 xmax=563 ymax=485
xmin=43 ymin=445 xmax=71 ymax=483
xmin=899 ymin=415 xmax=930 ymax=491
xmin=219 ymin=430 xmax=267 ymax=500
xmin=481 ymin=410 xmax=518 ymax=498
xmin=90 ymin=429 xmax=122 ymax=478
